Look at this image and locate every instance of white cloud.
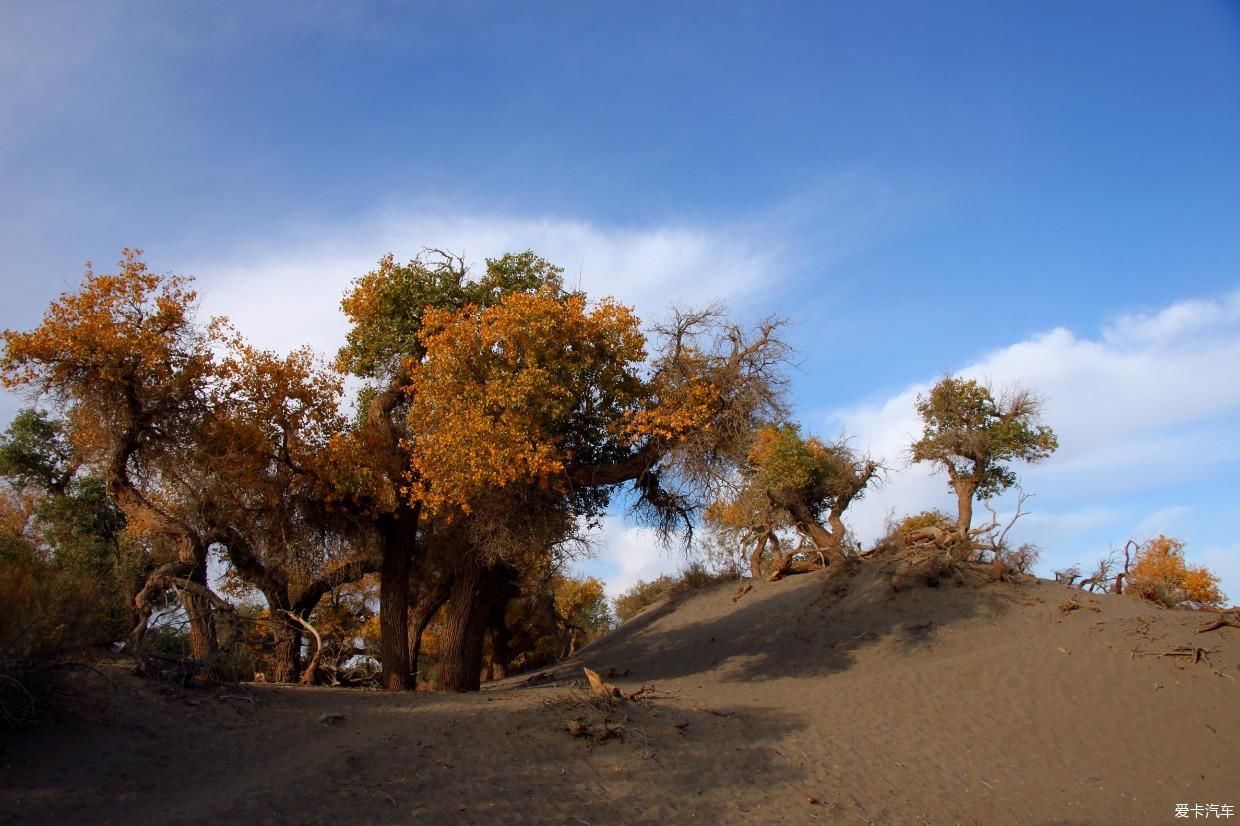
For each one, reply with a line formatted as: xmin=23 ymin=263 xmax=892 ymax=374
xmin=1103 ymin=292 xmax=1240 ymax=348
xmin=575 ymin=516 xmax=685 ymax=601
xmin=824 ymin=290 xmax=1240 ymax=592
xmin=1197 ymin=543 xmax=1239 ymax=605
xmin=1018 ymin=506 xmax=1123 ymax=544
xmin=186 ymin=209 xmax=785 ymax=364
xmin=1132 ymin=505 xmax=1191 ymax=540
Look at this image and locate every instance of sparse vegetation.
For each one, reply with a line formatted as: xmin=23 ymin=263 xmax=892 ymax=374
xmin=1062 ymin=535 xmax=1227 ymax=609
xmin=612 ymin=562 xmax=736 ymax=623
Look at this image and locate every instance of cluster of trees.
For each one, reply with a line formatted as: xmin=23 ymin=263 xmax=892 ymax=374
xmin=1 ymin=249 xmax=1225 ymax=710
xmin=0 ymin=249 xmax=787 ymax=693
xmin=698 ymin=375 xmax=1059 ymax=583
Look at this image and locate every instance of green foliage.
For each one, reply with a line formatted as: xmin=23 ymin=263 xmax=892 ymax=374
xmin=336 ymin=250 xmax=564 ymax=378
xmin=911 ymin=376 xmax=1058 ymax=499
xmin=1 ymin=409 xmax=130 ymax=641
xmin=750 ymin=424 xmax=826 ymax=510
xmin=749 ymin=425 xmax=877 ymax=520
xmin=35 ymin=478 xmax=125 ymax=576
xmin=0 ymin=409 xmax=73 ymax=491
xmin=554 ymin=575 xmax=615 ymax=637
xmin=497 ymin=574 xmax=617 ymax=675
xmin=708 ymin=423 xmax=878 ymax=574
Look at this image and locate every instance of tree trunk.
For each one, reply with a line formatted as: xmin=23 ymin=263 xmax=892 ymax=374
xmin=749 ymin=534 xmax=768 ymax=580
xmin=436 ymin=563 xmax=492 ymax=692
xmin=379 ymin=512 xmax=418 ymax=691
xmin=767 ymin=550 xmax=796 ymax=581
xmin=182 ymin=590 xmax=221 ymax=677
xmin=269 ymin=619 xmax=302 ymax=683
xmin=828 ymin=513 xmax=849 ymax=552
xmin=258 ymin=585 xmax=301 ymax=683
xmin=953 ymin=480 xmax=976 ymax=542
xmin=789 ymin=503 xmax=845 ymax=568
xmin=408 ymin=574 xmax=451 ymax=690
xmin=179 ymin=537 xmax=223 ymax=680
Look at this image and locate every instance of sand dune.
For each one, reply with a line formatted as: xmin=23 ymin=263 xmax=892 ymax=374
xmin=3 ymin=566 xmax=1237 ymax=824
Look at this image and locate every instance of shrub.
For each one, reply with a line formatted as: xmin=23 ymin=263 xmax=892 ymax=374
xmin=897 ymin=510 xmax=956 ymax=536
xmin=677 ymin=560 xmax=727 ymax=590
xmin=612 ymin=562 xmax=737 ymax=622
xmin=872 ymin=509 xmax=956 ymax=555
xmin=998 ymin=543 xmax=1040 ymax=575
xmin=0 ymin=534 xmax=106 ymax=727
xmin=613 ymin=576 xmax=677 ymax=622
xmin=1126 ymin=535 xmax=1226 ymax=609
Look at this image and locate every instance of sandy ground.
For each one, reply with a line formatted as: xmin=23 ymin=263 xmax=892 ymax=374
xmin=2 ymin=567 xmax=1237 ymax=825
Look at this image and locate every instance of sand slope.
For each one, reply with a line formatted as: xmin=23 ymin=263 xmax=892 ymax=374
xmin=2 ymin=567 xmax=1237 ymax=825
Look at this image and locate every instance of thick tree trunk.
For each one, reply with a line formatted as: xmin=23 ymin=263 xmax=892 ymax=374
xmin=379 ymin=512 xmax=418 ymax=691
xmin=257 ymin=585 xmax=301 ymax=683
xmin=436 ymin=563 xmax=489 ymax=692
xmin=182 ymin=590 xmax=221 ymax=676
xmin=749 ymin=534 xmax=768 ymax=580
xmin=269 ymin=620 xmax=302 ymax=683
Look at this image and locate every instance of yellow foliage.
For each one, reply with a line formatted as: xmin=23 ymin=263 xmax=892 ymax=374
xmin=405 ymin=288 xmax=646 ymax=513
xmin=1127 ymin=535 xmax=1226 ymax=608
xmin=895 ymin=510 xmax=956 ymax=536
xmin=0 ymin=250 xmax=212 ymax=463
xmin=622 ymin=371 xmax=721 ymax=444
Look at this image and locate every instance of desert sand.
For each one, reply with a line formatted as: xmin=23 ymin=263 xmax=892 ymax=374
xmin=2 ymin=566 xmax=1237 ymax=825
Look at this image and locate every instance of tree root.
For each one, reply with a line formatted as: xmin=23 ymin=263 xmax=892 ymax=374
xmin=1197 ymin=610 xmax=1240 ymax=634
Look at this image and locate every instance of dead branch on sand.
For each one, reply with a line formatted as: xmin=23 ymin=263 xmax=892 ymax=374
xmin=691 ymin=703 xmax=739 ymax=718
xmin=583 ymin=667 xmax=656 ymax=702
xmin=1197 ymin=610 xmax=1240 ymax=634
xmin=1130 ymin=645 xmax=1234 ymax=679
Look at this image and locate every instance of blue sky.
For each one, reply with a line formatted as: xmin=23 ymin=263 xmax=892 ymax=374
xmin=2 ymin=2 xmax=1238 ymax=599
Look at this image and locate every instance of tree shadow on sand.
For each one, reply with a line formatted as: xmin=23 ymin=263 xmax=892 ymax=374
xmin=545 ymin=565 xmax=1020 ymax=686
xmin=0 ymin=678 xmax=816 ymax=826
